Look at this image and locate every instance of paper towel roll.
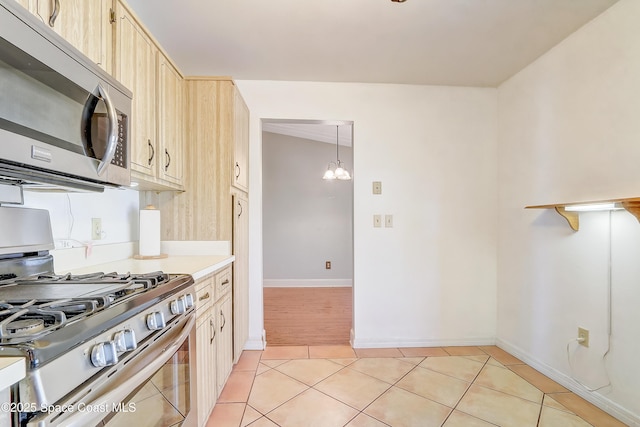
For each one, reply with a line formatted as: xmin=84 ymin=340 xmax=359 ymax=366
xmin=139 ymin=205 xmax=161 ymax=256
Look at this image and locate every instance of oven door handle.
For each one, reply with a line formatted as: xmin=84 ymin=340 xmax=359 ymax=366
xmin=39 ymin=314 xmax=195 ymax=427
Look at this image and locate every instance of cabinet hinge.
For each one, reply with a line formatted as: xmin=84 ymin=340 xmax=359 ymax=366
xmin=109 ymin=8 xmax=116 ymax=24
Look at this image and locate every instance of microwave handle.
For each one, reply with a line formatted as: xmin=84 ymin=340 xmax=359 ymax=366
xmin=93 ymin=84 xmax=118 ymax=175
xmin=82 ymin=83 xmax=118 ymax=175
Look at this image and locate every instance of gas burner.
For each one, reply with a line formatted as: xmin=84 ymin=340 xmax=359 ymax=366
xmin=0 ymin=299 xmax=100 ymax=341
xmin=7 ymin=318 xmax=44 ymax=334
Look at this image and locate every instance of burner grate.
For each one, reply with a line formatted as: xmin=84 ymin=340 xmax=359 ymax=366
xmin=0 ymin=298 xmax=100 ymax=341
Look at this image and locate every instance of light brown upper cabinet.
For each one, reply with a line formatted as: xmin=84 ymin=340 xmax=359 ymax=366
xmin=113 ymin=1 xmax=156 ymax=178
xmin=157 ymin=53 xmax=184 ymax=186
xmin=31 ymin=0 xmax=113 ymax=73
xmin=230 ymin=86 xmax=249 ymax=192
xmin=13 ymin=0 xmax=36 ymax=14
xmin=113 ymin=0 xmax=183 ymax=190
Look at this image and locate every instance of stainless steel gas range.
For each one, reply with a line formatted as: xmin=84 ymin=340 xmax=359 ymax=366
xmin=0 ymin=207 xmax=197 ymax=427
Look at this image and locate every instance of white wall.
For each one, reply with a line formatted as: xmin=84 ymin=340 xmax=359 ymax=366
xmin=497 ymin=0 xmax=640 ymax=424
xmin=236 ymin=80 xmax=498 ymax=349
xmin=262 ymin=131 xmax=353 ymax=286
xmin=22 ymin=187 xmax=139 ymax=247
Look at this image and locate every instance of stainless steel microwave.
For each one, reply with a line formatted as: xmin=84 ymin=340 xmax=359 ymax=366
xmin=0 ymin=1 xmax=132 ymax=192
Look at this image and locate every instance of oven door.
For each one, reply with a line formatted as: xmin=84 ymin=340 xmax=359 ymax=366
xmin=25 ymin=313 xmax=197 ymax=427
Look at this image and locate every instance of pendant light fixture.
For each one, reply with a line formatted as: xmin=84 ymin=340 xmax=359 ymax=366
xmin=323 ymin=125 xmax=352 ymax=181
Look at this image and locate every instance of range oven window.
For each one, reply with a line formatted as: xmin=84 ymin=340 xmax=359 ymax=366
xmin=103 ymin=341 xmax=192 ymax=426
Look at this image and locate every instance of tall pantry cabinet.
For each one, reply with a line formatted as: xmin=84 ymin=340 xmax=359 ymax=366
xmin=155 ymin=78 xmax=250 ymax=424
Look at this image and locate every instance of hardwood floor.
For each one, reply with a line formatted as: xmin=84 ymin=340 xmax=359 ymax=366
xmin=263 ymin=287 xmax=352 ymax=345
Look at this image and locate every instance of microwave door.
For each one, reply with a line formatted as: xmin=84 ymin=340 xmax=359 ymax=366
xmin=81 ymin=84 xmax=118 ymax=175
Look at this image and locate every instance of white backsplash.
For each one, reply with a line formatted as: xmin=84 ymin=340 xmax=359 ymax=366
xmin=22 ymin=187 xmax=140 ymax=248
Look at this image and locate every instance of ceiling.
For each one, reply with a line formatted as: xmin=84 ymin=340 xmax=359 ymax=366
xmin=126 ymin=0 xmax=618 ymax=87
xmin=263 ymin=121 xmax=353 ymax=147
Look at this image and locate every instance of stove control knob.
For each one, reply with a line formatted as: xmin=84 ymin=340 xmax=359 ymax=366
xmin=170 ymin=297 xmax=186 ymax=315
xmin=184 ymin=293 xmax=194 ymax=309
xmin=114 ymin=329 xmax=137 ymax=352
xmin=91 ymin=341 xmax=119 ymax=368
xmin=146 ymin=311 xmax=166 ymax=330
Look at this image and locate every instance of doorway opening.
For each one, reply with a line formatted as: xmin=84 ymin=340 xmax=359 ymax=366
xmin=261 ymin=119 xmax=354 ymax=345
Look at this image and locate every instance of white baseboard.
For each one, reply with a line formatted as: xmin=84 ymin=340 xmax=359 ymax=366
xmin=244 ymin=332 xmax=266 ymax=350
xmin=496 ymin=338 xmax=639 ymax=427
xmin=350 ymin=336 xmax=496 ymax=349
xmin=263 ymin=279 xmax=353 ymax=288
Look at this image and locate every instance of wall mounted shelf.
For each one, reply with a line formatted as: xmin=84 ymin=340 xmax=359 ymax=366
xmin=526 ymin=198 xmax=640 ymax=231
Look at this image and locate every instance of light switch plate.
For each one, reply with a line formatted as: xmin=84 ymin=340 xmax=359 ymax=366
xmin=373 ymin=181 xmax=382 ymax=195
xmin=385 ymin=215 xmax=393 ymax=228
xmin=373 ymin=214 xmax=382 ymax=228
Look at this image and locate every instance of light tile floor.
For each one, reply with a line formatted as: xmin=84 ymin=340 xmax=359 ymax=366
xmin=207 ymin=345 xmax=627 ymax=427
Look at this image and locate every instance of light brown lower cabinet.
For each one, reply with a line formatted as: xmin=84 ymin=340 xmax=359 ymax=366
xmin=216 ymin=293 xmax=233 ymax=397
xmin=195 ymin=265 xmax=233 ymax=426
xmin=196 ymin=306 xmax=216 ymax=426
xmin=195 ymin=273 xmax=215 ymax=426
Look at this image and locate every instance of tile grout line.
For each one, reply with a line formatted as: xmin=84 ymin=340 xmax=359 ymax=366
xmin=227 ymin=346 xmax=603 ymax=427
xmin=437 ymin=349 xmax=492 ymax=426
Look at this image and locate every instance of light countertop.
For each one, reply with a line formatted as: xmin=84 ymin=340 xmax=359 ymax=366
xmin=66 ymin=254 xmax=234 ymax=280
xmin=0 ymin=357 xmax=25 ymax=390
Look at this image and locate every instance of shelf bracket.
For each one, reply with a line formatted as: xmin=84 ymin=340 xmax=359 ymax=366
xmin=621 ymin=201 xmax=640 ymax=223
xmin=554 ymin=206 xmax=579 ymax=231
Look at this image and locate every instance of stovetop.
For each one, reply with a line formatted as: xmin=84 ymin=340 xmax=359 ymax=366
xmin=0 ymin=271 xmax=193 ymax=369
xmin=0 ymin=271 xmax=170 ymax=344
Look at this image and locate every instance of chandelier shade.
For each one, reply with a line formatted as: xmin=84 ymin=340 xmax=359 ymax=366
xmin=323 ymin=125 xmax=351 ymax=181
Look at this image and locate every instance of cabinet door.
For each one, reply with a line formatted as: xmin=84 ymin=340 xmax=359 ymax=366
xmin=158 ymin=53 xmax=184 ymax=185
xmin=233 ymin=194 xmax=249 ymax=362
xmin=14 ymin=0 xmax=36 ymax=14
xmin=36 ymin=0 xmax=112 ymax=72
xmin=216 ymin=295 xmax=233 ymax=396
xmin=232 ymin=89 xmax=250 ymax=192
xmin=114 ymin=1 xmax=157 ymax=177
xmin=196 ymin=308 xmax=217 ymax=426
xmin=196 ymin=313 xmax=211 ymax=427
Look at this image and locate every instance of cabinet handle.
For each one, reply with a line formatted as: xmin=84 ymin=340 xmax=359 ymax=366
xmin=49 ymin=0 xmax=60 ymax=27
xmin=220 ymin=310 xmax=226 ymax=332
xmin=198 ymin=292 xmax=210 ymax=301
xmin=209 ymin=318 xmax=216 ymax=344
xmin=237 ymin=200 xmax=243 ymax=218
xmin=235 ymin=162 xmax=241 ymax=180
xmin=147 ymin=140 xmax=155 ymax=166
xmin=221 ymin=279 xmax=229 ymax=287
xmin=165 ymin=149 xmax=171 ymax=171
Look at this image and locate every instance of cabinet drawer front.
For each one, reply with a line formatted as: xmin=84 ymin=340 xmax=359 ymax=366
xmin=215 ymin=267 xmax=232 ymax=296
xmin=195 ymin=275 xmax=215 ymax=314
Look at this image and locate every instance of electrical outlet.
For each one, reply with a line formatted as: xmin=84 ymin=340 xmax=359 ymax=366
xmin=578 ymin=327 xmax=589 ymax=347
xmin=91 ymin=218 xmax=102 ymax=240
xmin=325 ymin=261 xmax=331 ymax=269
